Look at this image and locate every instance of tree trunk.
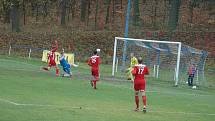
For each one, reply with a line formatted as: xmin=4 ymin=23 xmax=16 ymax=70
xmin=2 ymin=0 xmax=10 ymax=23
xmin=60 ymin=0 xmax=67 ymax=26
xmin=87 ymin=0 xmax=91 ymax=26
xmin=71 ymin=0 xmax=76 ymax=18
xmin=133 ymin=0 xmax=140 ymax=26
xmin=23 ymin=0 xmax=26 ymax=25
xmin=11 ymin=0 xmax=20 ymax=32
xmin=168 ymin=0 xmax=181 ymax=31
xmin=111 ymin=0 xmax=115 ymax=29
xmin=153 ymin=0 xmax=157 ymax=27
xmin=188 ymin=1 xmax=194 ymax=23
xmin=36 ymin=3 xmax=39 ymax=22
xmin=105 ymin=0 xmax=111 ymax=24
xmin=95 ymin=0 xmax=99 ymax=30
xmin=80 ymin=0 xmax=87 ymax=22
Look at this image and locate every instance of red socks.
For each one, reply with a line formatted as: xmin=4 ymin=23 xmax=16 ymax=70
xmin=142 ymin=96 xmax=146 ymax=108
xmin=135 ymin=95 xmax=139 ymax=109
xmin=56 ymin=68 xmax=59 ymax=76
xmin=135 ymin=95 xmax=146 ymax=109
xmin=93 ymin=80 xmax=97 ymax=89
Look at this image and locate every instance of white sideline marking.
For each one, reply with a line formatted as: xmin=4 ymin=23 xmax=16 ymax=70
xmin=0 ymin=98 xmax=19 ymax=105
xmin=0 ymin=98 xmax=214 ymax=116
xmin=0 ymin=98 xmax=94 ymax=110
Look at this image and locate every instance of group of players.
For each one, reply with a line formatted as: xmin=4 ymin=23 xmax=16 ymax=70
xmin=42 ymin=40 xmax=150 ymax=113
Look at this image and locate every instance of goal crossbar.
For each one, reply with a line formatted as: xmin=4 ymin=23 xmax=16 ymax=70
xmin=112 ymin=37 xmax=182 ymax=86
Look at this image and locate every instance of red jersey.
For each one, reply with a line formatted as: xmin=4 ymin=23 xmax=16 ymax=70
xmin=48 ymin=41 xmax=58 ymax=62
xmin=88 ymin=55 xmax=100 ymax=70
xmin=132 ymin=64 xmax=149 ymax=84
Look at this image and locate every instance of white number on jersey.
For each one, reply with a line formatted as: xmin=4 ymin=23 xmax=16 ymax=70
xmin=138 ymin=68 xmax=144 ymax=74
xmin=92 ymin=57 xmax=97 ymax=63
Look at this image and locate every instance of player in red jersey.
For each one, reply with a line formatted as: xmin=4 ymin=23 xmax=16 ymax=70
xmin=88 ymin=50 xmax=101 ymax=89
xmin=42 ymin=40 xmax=59 ymax=76
xmin=132 ymin=57 xmax=149 ymax=113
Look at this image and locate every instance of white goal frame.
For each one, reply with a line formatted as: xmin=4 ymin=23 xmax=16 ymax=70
xmin=112 ymin=37 xmax=182 ymax=86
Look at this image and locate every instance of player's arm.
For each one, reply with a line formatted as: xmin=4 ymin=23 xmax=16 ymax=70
xmin=87 ymin=58 xmax=92 ymax=66
xmin=51 ymin=40 xmax=58 ymax=52
xmin=47 ymin=52 xmax=51 ymax=59
xmin=132 ymin=67 xmax=137 ymax=75
xmin=144 ymin=67 xmax=149 ymax=75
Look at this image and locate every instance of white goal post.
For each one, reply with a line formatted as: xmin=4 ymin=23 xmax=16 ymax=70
xmin=112 ymin=37 xmax=182 ymax=86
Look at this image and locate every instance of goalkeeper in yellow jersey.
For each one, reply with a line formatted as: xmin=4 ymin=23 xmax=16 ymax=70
xmin=126 ymin=53 xmax=138 ymax=81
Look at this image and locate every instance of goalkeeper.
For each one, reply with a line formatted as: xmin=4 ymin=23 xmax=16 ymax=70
xmin=126 ymin=53 xmax=138 ymax=80
xmin=60 ymin=49 xmax=78 ymax=77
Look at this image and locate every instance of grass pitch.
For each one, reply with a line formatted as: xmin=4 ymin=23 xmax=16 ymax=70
xmin=0 ymin=55 xmax=215 ymax=121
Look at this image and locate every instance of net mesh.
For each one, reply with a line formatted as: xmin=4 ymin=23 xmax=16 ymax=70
xmin=113 ymin=37 xmax=208 ymax=86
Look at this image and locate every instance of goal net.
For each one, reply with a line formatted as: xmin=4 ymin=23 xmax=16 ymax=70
xmin=112 ymin=37 xmax=208 ymax=86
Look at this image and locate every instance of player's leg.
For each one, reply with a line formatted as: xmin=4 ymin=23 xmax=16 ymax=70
xmin=62 ymin=68 xmax=69 ymax=77
xmin=134 ymin=84 xmax=140 ymax=111
xmin=91 ymin=70 xmax=99 ymax=89
xmin=64 ymin=66 xmax=72 ymax=78
xmin=93 ymin=76 xmax=99 ymax=89
xmin=41 ymin=62 xmax=51 ymax=71
xmin=190 ymin=74 xmax=194 ymax=86
xmin=140 ymin=90 xmax=146 ymax=113
xmin=90 ymin=70 xmax=94 ymax=87
xmin=188 ymin=75 xmax=191 ymax=86
xmin=140 ymin=82 xmax=146 ymax=113
xmin=55 ymin=65 xmax=59 ymax=76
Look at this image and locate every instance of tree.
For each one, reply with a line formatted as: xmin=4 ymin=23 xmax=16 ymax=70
xmin=168 ymin=0 xmax=181 ymax=31
xmin=86 ymin=0 xmax=91 ymax=26
xmin=105 ymin=0 xmax=111 ymax=24
xmin=11 ymin=0 xmax=20 ymax=32
xmin=188 ymin=0 xmax=200 ymax=23
xmin=80 ymin=0 xmax=87 ymax=22
xmin=60 ymin=0 xmax=67 ymax=26
xmin=111 ymin=0 xmax=115 ymax=29
xmin=95 ymin=0 xmax=99 ymax=30
xmin=133 ymin=0 xmax=140 ymax=26
xmin=2 ymin=0 xmax=11 ymax=23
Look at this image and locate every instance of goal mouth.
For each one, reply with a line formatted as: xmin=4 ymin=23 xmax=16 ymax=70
xmin=112 ymin=37 xmax=208 ymax=87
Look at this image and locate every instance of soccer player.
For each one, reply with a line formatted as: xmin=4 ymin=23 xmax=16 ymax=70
xmin=88 ymin=50 xmax=101 ymax=89
xmin=42 ymin=40 xmax=59 ymax=76
xmin=127 ymin=53 xmax=138 ymax=80
xmin=187 ymin=64 xmax=197 ymax=87
xmin=59 ymin=49 xmax=78 ymax=78
xmin=132 ymin=57 xmax=149 ymax=113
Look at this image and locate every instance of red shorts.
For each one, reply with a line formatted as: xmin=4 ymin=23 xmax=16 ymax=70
xmin=134 ymin=83 xmax=146 ymax=91
xmin=48 ymin=61 xmax=56 ymax=67
xmin=92 ymin=69 xmax=99 ymax=80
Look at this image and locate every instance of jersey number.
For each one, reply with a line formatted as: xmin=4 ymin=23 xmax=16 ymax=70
xmin=92 ymin=58 xmax=96 ymax=63
xmin=138 ymin=68 xmax=144 ymax=74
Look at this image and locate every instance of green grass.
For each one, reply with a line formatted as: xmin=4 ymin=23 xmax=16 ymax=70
xmin=0 ymin=55 xmax=215 ymax=121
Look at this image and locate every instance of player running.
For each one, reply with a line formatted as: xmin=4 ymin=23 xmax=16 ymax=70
xmin=132 ymin=57 xmax=149 ymax=113
xmin=60 ymin=49 xmax=78 ymax=78
xmin=88 ymin=50 xmax=101 ymax=89
xmin=42 ymin=40 xmax=59 ymax=76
